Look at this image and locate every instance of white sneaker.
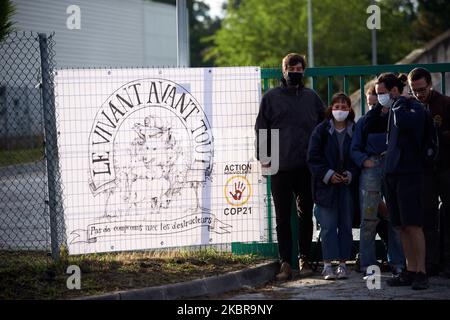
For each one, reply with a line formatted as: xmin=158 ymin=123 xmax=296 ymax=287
xmin=322 ymin=265 xmax=336 ymax=280
xmin=336 ymin=265 xmax=349 ymax=279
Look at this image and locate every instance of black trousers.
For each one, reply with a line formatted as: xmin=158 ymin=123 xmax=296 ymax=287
xmin=423 ymin=169 xmax=450 ymax=272
xmin=438 ymin=170 xmax=450 ymax=270
xmin=423 ymin=170 xmax=441 ymax=272
xmin=270 ymin=167 xmax=314 ymax=264
xmin=422 ymin=169 xmax=450 ymax=272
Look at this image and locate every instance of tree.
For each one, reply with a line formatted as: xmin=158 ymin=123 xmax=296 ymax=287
xmin=189 ymin=0 xmax=222 ymax=66
xmin=413 ymin=0 xmax=450 ymax=41
xmin=206 ymin=0 xmax=427 ymax=101
xmin=375 ymin=0 xmax=420 ymax=63
xmin=206 ymin=0 xmax=309 ymax=67
xmin=207 ymin=0 xmax=421 ymax=67
xmin=0 ymin=0 xmax=15 ymax=42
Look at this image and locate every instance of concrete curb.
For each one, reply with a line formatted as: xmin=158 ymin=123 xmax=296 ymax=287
xmin=78 ymin=260 xmax=279 ymax=300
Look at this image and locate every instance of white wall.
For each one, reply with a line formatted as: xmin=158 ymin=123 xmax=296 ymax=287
xmin=144 ymin=2 xmax=178 ymax=67
xmin=10 ymin=0 xmax=177 ymax=68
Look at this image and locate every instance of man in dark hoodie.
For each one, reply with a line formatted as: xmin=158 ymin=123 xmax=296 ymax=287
xmin=255 ymin=53 xmax=325 ymax=281
xmin=377 ymin=73 xmax=429 ymax=290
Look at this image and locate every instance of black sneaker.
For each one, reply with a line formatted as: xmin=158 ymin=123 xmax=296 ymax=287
xmin=380 ymin=261 xmax=391 ymax=273
xmin=354 ymin=254 xmax=361 ymax=273
xmin=386 ymin=270 xmax=414 ymax=287
xmin=298 ymin=257 xmax=314 ymax=278
xmin=426 ymin=264 xmax=439 ymax=277
xmin=412 ymin=272 xmax=429 ymax=290
xmin=441 ymin=265 xmax=450 ymax=279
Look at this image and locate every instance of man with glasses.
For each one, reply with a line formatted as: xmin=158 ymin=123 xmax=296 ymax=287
xmin=408 ymin=67 xmax=450 ymax=278
xmin=255 ymin=53 xmax=325 ymax=281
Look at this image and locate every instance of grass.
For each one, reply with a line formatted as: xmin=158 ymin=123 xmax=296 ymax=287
xmin=0 ymin=248 xmax=265 ymax=300
xmin=0 ymin=147 xmax=43 ymax=167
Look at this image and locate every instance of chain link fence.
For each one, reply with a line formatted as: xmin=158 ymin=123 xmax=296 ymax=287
xmin=0 ymin=32 xmax=65 ymax=268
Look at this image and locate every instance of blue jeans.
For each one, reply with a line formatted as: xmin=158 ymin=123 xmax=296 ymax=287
xmin=359 ymin=156 xmax=405 ymax=271
xmin=315 ymin=186 xmax=354 ymax=261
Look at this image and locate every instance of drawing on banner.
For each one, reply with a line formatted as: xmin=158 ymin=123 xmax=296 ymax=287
xmin=88 ymin=79 xmax=213 ymax=215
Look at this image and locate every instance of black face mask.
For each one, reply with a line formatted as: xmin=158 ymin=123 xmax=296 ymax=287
xmin=286 ymin=72 xmax=304 ymax=86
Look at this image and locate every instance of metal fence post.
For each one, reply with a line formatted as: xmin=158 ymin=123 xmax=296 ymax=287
xmin=39 ymin=33 xmax=60 ymax=261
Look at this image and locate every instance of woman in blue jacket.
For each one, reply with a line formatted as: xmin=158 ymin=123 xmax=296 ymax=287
xmin=307 ymin=93 xmax=358 ymax=280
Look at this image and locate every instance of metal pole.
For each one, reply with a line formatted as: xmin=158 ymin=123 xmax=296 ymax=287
xmin=39 ymin=33 xmax=60 ymax=261
xmin=371 ymin=0 xmax=377 ymax=65
xmin=176 ymin=0 xmax=189 ymax=67
xmin=371 ymin=27 xmax=377 ymax=65
xmin=261 ymin=76 xmax=273 ymax=244
xmin=307 ymin=0 xmax=314 ymax=67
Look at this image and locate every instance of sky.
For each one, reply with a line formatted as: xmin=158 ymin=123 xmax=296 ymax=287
xmin=202 ymin=0 xmax=226 ymax=18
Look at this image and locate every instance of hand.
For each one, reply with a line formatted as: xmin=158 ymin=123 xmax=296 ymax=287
xmin=341 ymin=172 xmax=350 ymax=184
xmin=229 ymin=182 xmax=246 ymax=201
xmin=330 ymin=173 xmax=344 ymax=184
xmin=363 ymin=159 xmax=376 ymax=168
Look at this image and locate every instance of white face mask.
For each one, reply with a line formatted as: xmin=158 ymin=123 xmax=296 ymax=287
xmin=332 ymin=110 xmax=349 ymax=122
xmin=377 ymin=93 xmax=393 ymax=108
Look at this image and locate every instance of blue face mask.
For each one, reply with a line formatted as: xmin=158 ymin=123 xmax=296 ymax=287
xmin=377 ymin=93 xmax=393 ymax=108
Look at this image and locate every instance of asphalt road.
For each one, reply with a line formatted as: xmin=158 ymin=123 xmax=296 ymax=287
xmin=220 ymin=267 xmax=450 ymax=300
xmin=0 ymin=161 xmax=50 ymax=250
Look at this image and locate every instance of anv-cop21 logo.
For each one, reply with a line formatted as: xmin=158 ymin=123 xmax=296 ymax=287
xmin=88 ymin=79 xmax=214 ymax=217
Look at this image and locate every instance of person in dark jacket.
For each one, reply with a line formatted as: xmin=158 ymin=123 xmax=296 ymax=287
xmin=408 ymin=67 xmax=450 ymax=277
xmin=307 ymin=93 xmax=358 ymax=280
xmin=377 ymin=73 xmax=429 ymax=290
xmin=359 ymin=87 xmax=393 ymax=268
xmin=255 ymin=53 xmax=325 ymax=281
xmin=351 ymin=86 xmax=405 ymax=278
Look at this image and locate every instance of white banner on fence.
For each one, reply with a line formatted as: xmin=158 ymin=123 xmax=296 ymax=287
xmin=55 ymin=67 xmax=265 ymax=254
